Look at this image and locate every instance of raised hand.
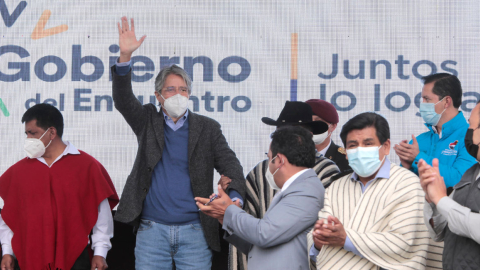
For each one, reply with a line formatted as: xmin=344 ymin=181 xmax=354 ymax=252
xmin=394 ymin=135 xmax=420 ymax=169
xmin=422 ymin=159 xmax=447 ymax=205
xmin=418 ymin=159 xmax=433 ymax=202
xmin=117 ymin=17 xmax=146 ymax=63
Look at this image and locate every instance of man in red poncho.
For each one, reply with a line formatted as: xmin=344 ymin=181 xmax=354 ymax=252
xmin=0 ymin=104 xmax=119 ymax=270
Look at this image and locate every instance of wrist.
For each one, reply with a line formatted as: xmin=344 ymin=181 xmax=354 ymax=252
xmin=432 ymin=194 xmax=447 ymax=205
xmin=119 ymin=53 xmax=132 ymax=63
xmin=93 ymin=246 xmax=109 ymax=258
xmin=401 ymin=159 xmax=412 ymax=169
xmin=425 ymin=195 xmax=432 ymax=203
xmin=224 ymin=201 xmax=235 ymax=211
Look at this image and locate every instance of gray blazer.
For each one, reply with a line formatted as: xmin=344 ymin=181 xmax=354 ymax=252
xmin=111 ymin=67 xmax=246 ymax=252
xmin=223 ymin=169 xmax=324 ymax=270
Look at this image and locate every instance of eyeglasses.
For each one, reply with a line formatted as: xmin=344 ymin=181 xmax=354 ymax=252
xmin=162 ymin=86 xmax=189 ymax=95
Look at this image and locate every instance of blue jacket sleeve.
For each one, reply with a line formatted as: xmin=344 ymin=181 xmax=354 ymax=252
xmin=411 ymin=140 xmax=477 ymax=188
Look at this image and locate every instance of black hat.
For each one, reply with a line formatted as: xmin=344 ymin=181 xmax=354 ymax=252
xmin=261 ymin=101 xmax=329 ymax=135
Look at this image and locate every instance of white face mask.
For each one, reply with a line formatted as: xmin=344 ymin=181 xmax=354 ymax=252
xmin=265 ymin=155 xmax=281 ymax=190
xmin=24 ymin=128 xmax=52 ymax=159
xmin=161 ymin=93 xmax=189 ymax=118
xmin=312 ymin=127 xmax=331 ymax=145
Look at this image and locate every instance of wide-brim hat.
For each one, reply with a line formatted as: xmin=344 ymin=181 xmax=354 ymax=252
xmin=261 ymin=101 xmax=329 ymax=135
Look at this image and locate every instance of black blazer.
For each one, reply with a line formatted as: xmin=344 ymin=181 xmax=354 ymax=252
xmin=325 ymin=140 xmax=351 ymax=172
xmin=111 ymin=67 xmax=245 ymax=252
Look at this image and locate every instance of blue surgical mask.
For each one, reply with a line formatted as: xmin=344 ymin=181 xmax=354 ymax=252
xmin=419 ymin=98 xmax=445 ymax=126
xmin=347 ymin=145 xmax=385 ymax=178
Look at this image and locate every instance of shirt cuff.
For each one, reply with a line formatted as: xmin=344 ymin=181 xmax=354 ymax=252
xmin=222 ymin=204 xmax=243 ymax=235
xmin=436 ymin=196 xmax=458 ymax=217
xmin=343 ymin=236 xmax=364 ymax=258
xmin=1 ymin=244 xmax=14 ymax=257
xmin=309 ymin=245 xmax=320 ymax=262
xmin=412 ymin=152 xmax=429 ymax=173
xmin=115 ymin=58 xmax=131 ymax=76
xmin=228 ymin=190 xmax=244 ymax=207
xmin=430 ymin=202 xmax=441 ymax=221
xmin=93 ymin=246 xmax=109 ymax=258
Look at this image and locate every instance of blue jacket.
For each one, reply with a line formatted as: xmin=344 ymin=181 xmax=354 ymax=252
xmin=410 ymin=111 xmax=477 ymax=188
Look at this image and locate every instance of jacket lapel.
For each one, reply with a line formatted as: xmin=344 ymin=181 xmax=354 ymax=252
xmin=324 ymin=141 xmax=336 ymax=159
xmin=188 ymin=111 xmax=204 ymax=162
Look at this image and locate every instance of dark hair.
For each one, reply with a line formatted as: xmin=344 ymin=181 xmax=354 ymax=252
xmin=270 ymin=126 xmax=315 ymax=168
xmin=22 ymin=104 xmax=64 ymax=138
xmin=422 ymin=73 xmax=462 ymax=108
xmin=340 ymin=112 xmax=390 ymax=146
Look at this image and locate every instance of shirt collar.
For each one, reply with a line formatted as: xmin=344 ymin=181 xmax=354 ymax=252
xmin=281 ymin=168 xmax=309 ymax=192
xmin=425 ymin=111 xmax=465 ymax=138
xmin=37 ymin=141 xmax=80 ymax=167
xmin=162 ymin=109 xmax=189 ymax=121
xmin=316 ymin=139 xmax=332 ymax=157
xmin=350 ymin=157 xmax=391 ymax=182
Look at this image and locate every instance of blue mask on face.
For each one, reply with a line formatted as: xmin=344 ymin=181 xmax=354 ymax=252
xmin=347 ymin=145 xmax=385 ymax=178
xmin=419 ymin=98 xmax=445 ymax=126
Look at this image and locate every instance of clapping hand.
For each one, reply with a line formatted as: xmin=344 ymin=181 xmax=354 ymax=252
xmin=418 ymin=158 xmax=447 ymax=205
xmin=394 ymin=135 xmax=420 ymax=169
xmin=312 ymin=216 xmax=347 ymax=249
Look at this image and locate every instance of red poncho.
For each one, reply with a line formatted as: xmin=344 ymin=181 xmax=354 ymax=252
xmin=0 ymin=151 xmax=119 ymax=270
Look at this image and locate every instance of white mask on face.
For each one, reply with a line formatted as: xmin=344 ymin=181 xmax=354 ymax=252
xmin=24 ymin=128 xmax=52 ymax=159
xmin=312 ymin=126 xmax=331 ymax=145
xmin=161 ymin=93 xmax=189 ymax=118
xmin=265 ymin=155 xmax=281 ymax=190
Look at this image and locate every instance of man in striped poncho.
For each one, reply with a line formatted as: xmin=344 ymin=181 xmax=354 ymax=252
xmin=307 ymin=112 xmax=443 ymax=270
xmin=221 ymin=101 xmax=341 ymax=270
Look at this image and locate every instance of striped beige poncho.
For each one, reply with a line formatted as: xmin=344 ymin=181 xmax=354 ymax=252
xmin=307 ymin=163 xmax=443 ymax=270
xmin=229 ymin=155 xmax=340 ymax=270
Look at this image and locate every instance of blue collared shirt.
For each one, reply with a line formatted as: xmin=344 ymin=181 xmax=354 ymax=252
xmin=350 ymin=158 xmax=391 ymax=192
xmin=163 ymin=110 xmax=188 ymax=131
xmin=310 ymin=158 xmax=391 ymax=261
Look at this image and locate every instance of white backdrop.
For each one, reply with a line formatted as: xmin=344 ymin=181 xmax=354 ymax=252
xmin=1 ymin=0 xmax=479 ymax=206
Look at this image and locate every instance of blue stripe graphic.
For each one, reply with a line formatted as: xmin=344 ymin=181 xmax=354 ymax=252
xmin=290 ymin=79 xmax=297 ymax=101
